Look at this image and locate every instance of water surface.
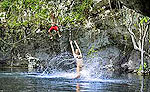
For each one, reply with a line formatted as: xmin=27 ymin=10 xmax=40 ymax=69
xmin=0 ymin=68 xmax=150 ymax=92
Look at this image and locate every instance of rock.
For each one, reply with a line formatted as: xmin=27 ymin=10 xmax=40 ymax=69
xmin=0 ymin=60 xmax=7 ymax=66
xmin=1 ymin=0 xmax=149 ymax=73
xmin=123 ymin=65 xmax=129 ymax=72
xmin=85 ymin=46 xmax=121 ymax=71
xmin=26 ymin=53 xmax=40 ymax=69
xmin=125 ymin=50 xmax=141 ymax=70
xmin=127 ymin=69 xmax=134 ymax=73
xmin=133 ymin=69 xmax=138 ymax=73
xmin=118 ymin=0 xmax=150 ymax=17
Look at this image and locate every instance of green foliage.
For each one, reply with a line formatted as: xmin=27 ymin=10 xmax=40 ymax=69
xmin=0 ymin=0 xmax=114 ymax=58
xmin=88 ymin=45 xmax=97 ymax=56
xmin=61 ymin=0 xmax=93 ymax=26
xmin=0 ymin=0 xmax=12 ymax=11
xmin=140 ymin=17 xmax=150 ymax=24
xmin=133 ymin=23 xmax=137 ymax=27
xmin=138 ymin=62 xmax=147 ymax=71
xmin=124 ymin=34 xmax=128 ymax=41
xmin=0 ymin=0 xmax=75 ymax=51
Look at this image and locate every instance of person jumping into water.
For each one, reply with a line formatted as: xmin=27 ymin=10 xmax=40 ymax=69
xmin=48 ymin=12 xmax=61 ymax=39
xmin=70 ymin=40 xmax=83 ymax=78
xmin=48 ymin=23 xmax=61 ymax=39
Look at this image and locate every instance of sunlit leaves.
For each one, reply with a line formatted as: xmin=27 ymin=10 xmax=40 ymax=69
xmin=140 ymin=17 xmax=150 ymax=24
xmin=22 ymin=21 xmax=29 ymax=26
xmin=138 ymin=62 xmax=147 ymax=71
xmin=0 ymin=0 xmax=11 ymax=11
xmin=88 ymin=45 xmax=97 ymax=56
xmin=0 ymin=0 xmax=95 ymax=46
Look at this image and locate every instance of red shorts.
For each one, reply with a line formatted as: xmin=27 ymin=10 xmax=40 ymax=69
xmin=48 ymin=26 xmax=59 ymax=32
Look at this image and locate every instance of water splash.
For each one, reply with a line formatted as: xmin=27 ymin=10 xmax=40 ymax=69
xmin=23 ymin=52 xmax=134 ymax=85
xmin=26 ymin=52 xmax=131 ymax=85
xmin=43 ymin=52 xmax=76 ymax=73
xmin=36 ymin=52 xmax=106 ymax=80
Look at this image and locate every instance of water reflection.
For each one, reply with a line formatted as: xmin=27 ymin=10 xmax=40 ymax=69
xmin=1 ymin=68 xmax=150 ymax=92
xmin=76 ymin=83 xmax=80 ymax=92
xmin=0 ymin=67 xmax=28 ymax=73
xmin=140 ymin=76 xmax=144 ymax=92
xmin=137 ymin=75 xmax=150 ymax=92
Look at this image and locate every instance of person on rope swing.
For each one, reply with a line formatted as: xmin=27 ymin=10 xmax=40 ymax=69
xmin=48 ymin=12 xmax=61 ymax=39
xmin=48 ymin=23 xmax=61 ymax=39
xmin=70 ymin=40 xmax=83 ymax=79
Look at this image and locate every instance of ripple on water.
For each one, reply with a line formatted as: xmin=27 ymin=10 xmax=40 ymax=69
xmin=0 ymin=71 xmax=143 ymax=92
xmin=24 ymin=72 xmax=132 ymax=85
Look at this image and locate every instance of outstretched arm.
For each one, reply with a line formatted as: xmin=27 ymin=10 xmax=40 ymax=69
xmin=74 ymin=41 xmax=82 ymax=57
xmin=70 ymin=41 xmax=76 ymax=57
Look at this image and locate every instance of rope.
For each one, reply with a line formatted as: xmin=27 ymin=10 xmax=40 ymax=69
xmin=69 ymin=29 xmax=72 ymax=41
xmin=68 ymin=26 xmax=81 ymax=41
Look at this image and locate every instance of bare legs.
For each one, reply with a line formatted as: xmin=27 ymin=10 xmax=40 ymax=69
xmin=75 ymin=62 xmax=81 ymax=79
xmin=57 ymin=31 xmax=61 ymax=38
xmin=49 ymin=31 xmax=61 ymax=39
xmin=49 ymin=32 xmax=54 ymax=39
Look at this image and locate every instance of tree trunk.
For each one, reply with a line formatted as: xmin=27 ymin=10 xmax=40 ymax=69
xmin=141 ymin=40 xmax=144 ymax=72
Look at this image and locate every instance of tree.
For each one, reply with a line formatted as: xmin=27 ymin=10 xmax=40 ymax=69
xmin=127 ymin=9 xmax=150 ymax=73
